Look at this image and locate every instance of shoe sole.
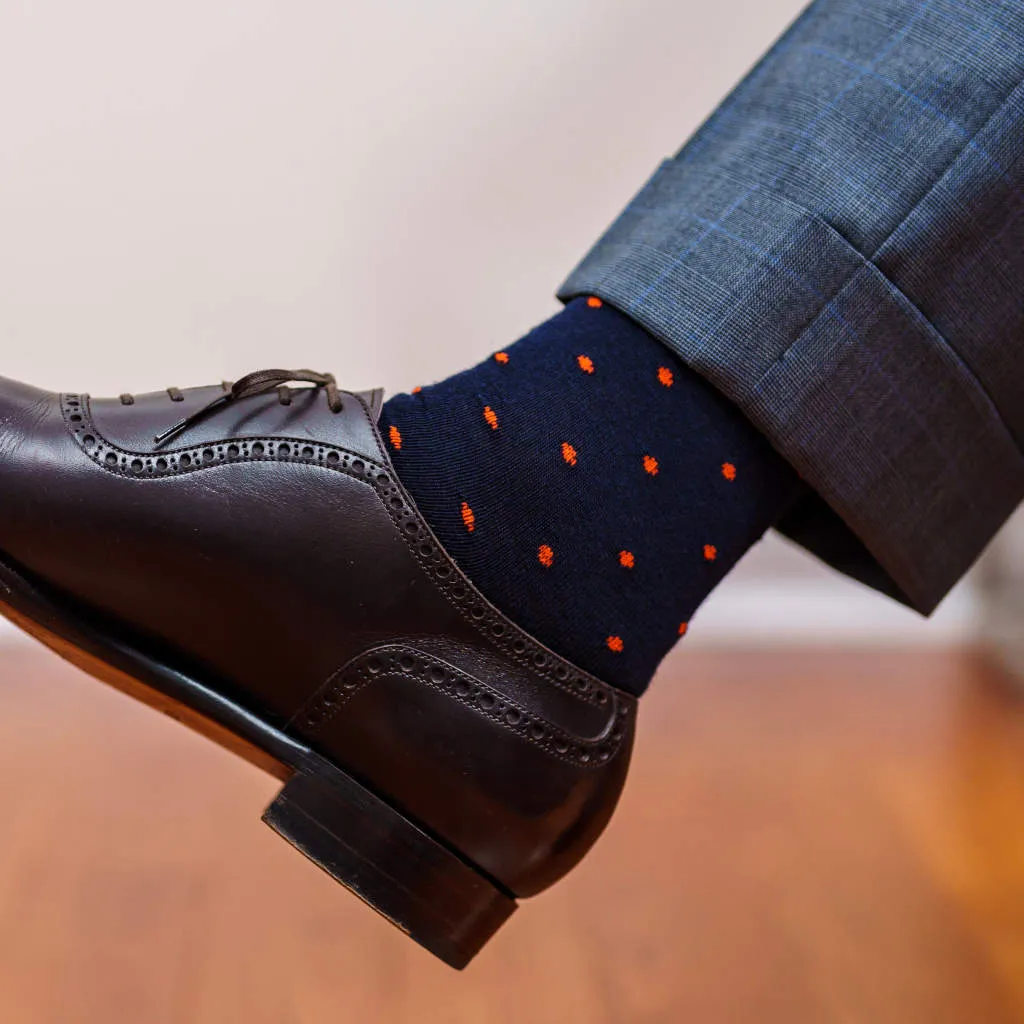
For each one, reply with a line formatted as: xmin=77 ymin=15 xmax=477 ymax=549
xmin=0 ymin=553 xmax=516 ymax=969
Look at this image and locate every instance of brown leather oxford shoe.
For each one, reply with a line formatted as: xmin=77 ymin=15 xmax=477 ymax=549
xmin=0 ymin=369 xmax=635 ymax=968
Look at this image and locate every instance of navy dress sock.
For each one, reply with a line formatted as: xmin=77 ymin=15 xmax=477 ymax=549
xmin=382 ymin=298 xmax=804 ymax=695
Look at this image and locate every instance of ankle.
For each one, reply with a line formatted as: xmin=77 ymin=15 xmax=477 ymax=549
xmin=383 ymin=299 xmax=804 ymax=693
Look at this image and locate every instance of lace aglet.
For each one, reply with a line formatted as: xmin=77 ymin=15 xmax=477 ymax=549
xmin=153 ymin=392 xmax=233 ymax=449
xmin=153 ymin=419 xmax=189 ymax=449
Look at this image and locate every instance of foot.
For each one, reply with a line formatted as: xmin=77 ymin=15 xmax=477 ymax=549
xmin=0 ymin=369 xmax=635 ymax=968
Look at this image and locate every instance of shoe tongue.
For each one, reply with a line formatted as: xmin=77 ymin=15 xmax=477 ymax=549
xmin=354 ymin=388 xmax=385 ymax=422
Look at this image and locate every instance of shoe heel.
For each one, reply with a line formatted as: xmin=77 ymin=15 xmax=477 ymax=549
xmin=262 ymin=758 xmax=517 ymax=969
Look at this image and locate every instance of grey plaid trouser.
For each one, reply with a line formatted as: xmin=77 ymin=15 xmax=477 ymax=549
xmin=559 ymin=0 xmax=1024 ymax=613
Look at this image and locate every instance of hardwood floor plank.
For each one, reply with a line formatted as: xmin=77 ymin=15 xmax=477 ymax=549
xmin=2 ymin=645 xmax=1023 ymax=1022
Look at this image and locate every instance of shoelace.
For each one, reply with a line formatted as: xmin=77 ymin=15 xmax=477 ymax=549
xmin=153 ymin=368 xmax=342 ymax=449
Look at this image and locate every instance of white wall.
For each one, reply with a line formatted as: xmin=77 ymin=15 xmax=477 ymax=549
xmin=0 ymin=0 xmax=986 ymax=644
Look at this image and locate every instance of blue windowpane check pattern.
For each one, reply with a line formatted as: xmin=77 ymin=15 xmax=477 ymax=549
xmin=559 ymin=0 xmax=1024 ymax=613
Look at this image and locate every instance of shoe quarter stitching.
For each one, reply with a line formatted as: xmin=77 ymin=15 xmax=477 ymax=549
xmin=59 ymin=394 xmax=632 ymax=714
xmin=293 ymin=645 xmax=631 ymax=768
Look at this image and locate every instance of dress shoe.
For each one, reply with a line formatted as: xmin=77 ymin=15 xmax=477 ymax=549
xmin=0 ymin=370 xmax=635 ymax=968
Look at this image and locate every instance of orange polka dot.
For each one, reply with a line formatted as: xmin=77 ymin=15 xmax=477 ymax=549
xmin=587 ymin=296 xmax=603 ymax=308
xmin=619 ymin=550 xmax=635 ymax=568
xmin=494 ymin=351 xmax=510 ymax=364
xmin=388 ymin=425 xmax=402 ymax=450
xmin=483 ymin=405 xmax=499 ymax=430
xmin=643 ymin=455 xmax=659 ymax=476
xmin=722 ymin=462 xmax=737 ymax=481
xmin=538 ymin=544 xmax=554 ymax=567
xmin=606 ymin=635 xmax=624 ymax=653
xmin=657 ymin=366 xmax=674 ymax=387
xmin=561 ymin=442 xmax=578 ymax=466
xmin=461 ymin=502 xmax=475 ymax=533
xmin=577 ymin=355 xmax=595 ymax=374
xmin=678 ymin=622 xmax=689 ymax=636
xmin=703 ymin=544 xmax=718 ymax=562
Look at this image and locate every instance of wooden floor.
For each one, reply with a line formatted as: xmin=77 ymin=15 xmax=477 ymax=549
xmin=2 ymin=644 xmax=1024 ymax=1023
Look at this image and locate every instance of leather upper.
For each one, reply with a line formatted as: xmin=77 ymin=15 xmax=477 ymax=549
xmin=0 ymin=374 xmax=636 ymax=896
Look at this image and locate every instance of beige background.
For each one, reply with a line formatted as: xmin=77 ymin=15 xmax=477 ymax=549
xmin=0 ymin=0 xmax=991 ymax=643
